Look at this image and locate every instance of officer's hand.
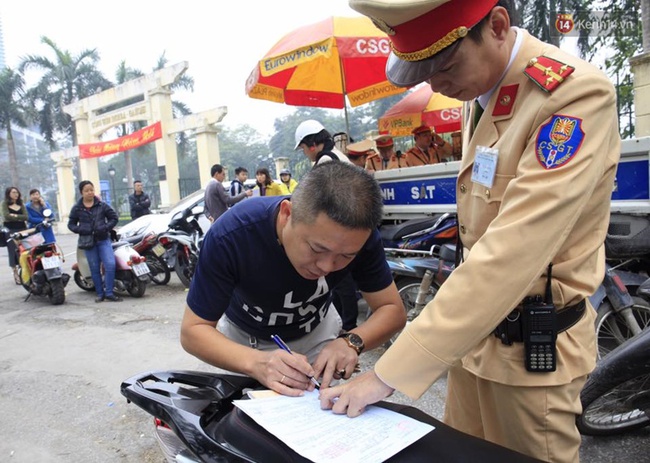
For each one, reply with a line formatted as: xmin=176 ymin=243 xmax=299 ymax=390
xmin=254 ymin=349 xmax=315 ymax=396
xmin=312 ymin=338 xmax=358 ymax=388
xmin=433 ymin=133 xmax=445 ymax=146
xmin=319 ymin=371 xmax=394 ymax=417
xmin=245 ymin=189 xmax=253 ymax=197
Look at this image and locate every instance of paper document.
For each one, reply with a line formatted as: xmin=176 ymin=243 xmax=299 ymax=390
xmin=234 ymin=390 xmax=434 ymax=463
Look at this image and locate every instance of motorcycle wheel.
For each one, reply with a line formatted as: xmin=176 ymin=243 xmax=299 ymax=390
xmin=74 ymin=269 xmax=95 ymax=292
xmin=387 ymin=277 xmax=440 ymax=346
xmin=174 ymin=252 xmax=195 ymax=288
xmin=48 ymin=279 xmax=65 ymax=305
xmin=595 ymin=297 xmax=650 ymax=358
xmin=127 ymin=278 xmax=147 ymax=298
xmin=145 ymin=252 xmax=171 ymax=286
xmin=577 ymin=367 xmax=650 ymax=436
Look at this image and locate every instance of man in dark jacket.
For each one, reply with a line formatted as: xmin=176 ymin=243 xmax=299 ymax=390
xmin=128 ymin=180 xmax=152 ymax=219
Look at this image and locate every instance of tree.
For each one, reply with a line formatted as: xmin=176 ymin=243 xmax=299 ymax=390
xmin=0 ymin=67 xmax=32 ymax=187
xmin=19 ymin=36 xmax=113 ymax=150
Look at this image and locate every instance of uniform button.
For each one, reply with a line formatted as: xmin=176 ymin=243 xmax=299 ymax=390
xmin=459 ymin=184 xmax=467 ymax=193
xmin=485 ymin=189 xmax=490 ymax=199
xmin=460 ymin=225 xmax=466 ymax=234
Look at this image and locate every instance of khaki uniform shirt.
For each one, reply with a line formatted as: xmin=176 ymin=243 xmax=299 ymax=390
xmin=406 ymin=143 xmax=453 ymax=166
xmin=376 ymin=30 xmax=620 ymax=399
xmin=365 ymin=153 xmax=408 ymax=171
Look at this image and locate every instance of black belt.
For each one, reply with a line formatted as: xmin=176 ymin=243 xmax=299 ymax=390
xmin=493 ymin=300 xmax=586 ymax=345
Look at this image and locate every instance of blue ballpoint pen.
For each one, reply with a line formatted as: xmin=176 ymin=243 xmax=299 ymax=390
xmin=271 ymin=334 xmax=321 ymax=389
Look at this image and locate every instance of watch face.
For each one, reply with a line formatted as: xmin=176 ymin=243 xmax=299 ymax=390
xmin=348 ymin=333 xmax=363 ymax=347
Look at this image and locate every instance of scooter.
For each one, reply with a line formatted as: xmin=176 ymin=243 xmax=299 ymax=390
xmin=381 ymin=212 xmax=457 ymax=253
xmin=10 ymin=210 xmax=70 ymax=305
xmin=121 ymin=370 xmax=543 ymax=463
xmin=577 ymin=327 xmax=650 ymax=436
xmin=72 ymin=231 xmax=150 ymax=297
xmin=122 ymin=231 xmax=171 ymax=286
xmin=158 ymin=205 xmax=203 ymax=288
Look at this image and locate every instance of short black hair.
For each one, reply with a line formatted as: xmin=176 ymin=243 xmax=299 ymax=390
xmin=291 ymin=162 xmax=383 ymax=230
xmin=133 ymin=180 xmax=143 ymax=185
xmin=29 ymin=188 xmax=40 ymax=195
xmin=78 ymin=180 xmax=94 ymax=194
xmin=235 ymin=167 xmax=248 ymax=175
xmin=210 ymin=164 xmax=224 ymax=177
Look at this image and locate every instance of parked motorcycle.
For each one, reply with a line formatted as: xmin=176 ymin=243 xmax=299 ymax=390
xmin=381 ymin=212 xmax=457 ymax=253
xmin=122 ymin=231 xmax=171 ymax=286
xmin=577 ymin=327 xmax=650 ymax=436
xmin=72 ymin=232 xmax=150 ymax=297
xmin=158 ymin=205 xmax=203 ymax=288
xmin=589 ymin=263 xmax=650 ymax=358
xmin=10 ymin=210 xmax=69 ymax=305
xmin=382 ymin=243 xmax=456 ymax=346
xmin=121 ymin=370 xmax=543 ymax=463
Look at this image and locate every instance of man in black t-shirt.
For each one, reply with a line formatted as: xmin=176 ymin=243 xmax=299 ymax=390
xmin=182 ymin=162 xmax=406 ymax=396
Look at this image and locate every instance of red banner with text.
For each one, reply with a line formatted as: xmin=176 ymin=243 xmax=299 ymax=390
xmin=79 ymin=122 xmax=162 ymax=159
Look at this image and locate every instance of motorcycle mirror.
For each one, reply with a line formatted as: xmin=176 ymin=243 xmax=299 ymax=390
xmin=191 ymin=205 xmax=204 ymax=216
xmin=43 ymin=208 xmax=53 ymax=218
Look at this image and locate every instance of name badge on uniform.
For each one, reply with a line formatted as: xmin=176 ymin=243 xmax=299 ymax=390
xmin=471 ymin=146 xmax=499 ymax=188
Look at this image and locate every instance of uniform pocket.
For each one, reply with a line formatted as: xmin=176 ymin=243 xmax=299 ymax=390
xmin=470 ymin=173 xmax=514 ymax=205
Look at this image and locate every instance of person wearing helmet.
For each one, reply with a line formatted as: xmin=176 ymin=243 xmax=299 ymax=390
xmin=278 ymin=169 xmax=298 ymax=195
xmin=294 ymin=120 xmax=351 ymax=165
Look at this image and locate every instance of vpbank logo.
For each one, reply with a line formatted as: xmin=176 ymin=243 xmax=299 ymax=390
xmin=555 ymin=13 xmax=575 ymax=34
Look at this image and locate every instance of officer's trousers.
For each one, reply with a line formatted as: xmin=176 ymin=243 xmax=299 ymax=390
xmin=444 ymin=362 xmax=586 ymax=463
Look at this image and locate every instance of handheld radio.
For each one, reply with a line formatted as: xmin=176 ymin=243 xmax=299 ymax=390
xmin=522 ymin=263 xmax=557 ymax=372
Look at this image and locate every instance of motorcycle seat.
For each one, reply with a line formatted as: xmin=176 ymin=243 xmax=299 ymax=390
xmin=380 ymin=216 xmax=442 ymax=242
xmin=121 ymin=370 xmax=543 ymax=463
xmin=120 ymin=233 xmax=145 ymax=245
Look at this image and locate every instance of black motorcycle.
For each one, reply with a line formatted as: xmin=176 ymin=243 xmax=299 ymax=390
xmin=577 ymin=327 xmax=650 ymax=436
xmin=121 ymin=370 xmax=543 ymax=463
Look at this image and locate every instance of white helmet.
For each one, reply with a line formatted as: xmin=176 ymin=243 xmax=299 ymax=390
xmin=294 ymin=120 xmax=325 ymax=150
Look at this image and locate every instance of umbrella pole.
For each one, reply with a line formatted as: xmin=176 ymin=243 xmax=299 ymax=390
xmin=344 ymin=104 xmax=350 ymax=135
xmin=338 ymin=52 xmax=351 ymax=135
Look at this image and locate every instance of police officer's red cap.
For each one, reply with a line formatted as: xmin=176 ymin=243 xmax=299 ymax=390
xmin=349 ymin=0 xmax=499 ymax=87
xmin=375 ymin=136 xmax=394 ymax=148
xmin=411 ymin=125 xmax=432 ymax=135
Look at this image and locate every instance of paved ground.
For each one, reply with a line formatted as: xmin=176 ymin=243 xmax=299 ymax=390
xmin=0 ymin=231 xmax=648 ymax=462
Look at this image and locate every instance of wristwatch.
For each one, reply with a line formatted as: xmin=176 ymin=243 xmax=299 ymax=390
xmin=337 ymin=332 xmax=364 ymax=354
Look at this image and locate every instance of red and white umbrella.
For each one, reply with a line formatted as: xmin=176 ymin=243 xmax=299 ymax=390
xmin=379 ymin=85 xmax=462 ymax=136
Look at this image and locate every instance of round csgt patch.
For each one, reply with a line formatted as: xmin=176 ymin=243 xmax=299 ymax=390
xmin=535 ymin=114 xmax=584 ymax=169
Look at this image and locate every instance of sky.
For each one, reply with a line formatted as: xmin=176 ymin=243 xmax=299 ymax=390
xmin=0 ymin=0 xmax=360 ymax=138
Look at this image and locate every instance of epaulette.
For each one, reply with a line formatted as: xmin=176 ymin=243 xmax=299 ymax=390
xmin=524 ymin=56 xmax=575 ymax=93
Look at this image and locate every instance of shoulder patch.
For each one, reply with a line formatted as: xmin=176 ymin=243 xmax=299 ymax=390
xmin=535 ymin=115 xmax=584 ymax=169
xmin=524 ymin=56 xmax=575 ymax=93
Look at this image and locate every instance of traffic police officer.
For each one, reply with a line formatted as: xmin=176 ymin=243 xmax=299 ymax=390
xmin=405 ymin=124 xmax=452 ymax=165
xmin=365 ymin=135 xmax=408 ymax=171
xmin=320 ymin=1 xmax=620 ymax=462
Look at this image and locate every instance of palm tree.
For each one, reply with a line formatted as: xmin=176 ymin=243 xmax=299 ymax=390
xmin=19 ymin=36 xmax=112 ymax=151
xmin=0 ymin=67 xmax=32 ymax=187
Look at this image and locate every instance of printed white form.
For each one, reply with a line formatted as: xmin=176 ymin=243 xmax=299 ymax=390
xmin=233 ymin=390 xmax=434 ymax=463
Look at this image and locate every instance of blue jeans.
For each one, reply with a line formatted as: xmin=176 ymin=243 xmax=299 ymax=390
xmin=85 ymin=238 xmax=116 ymax=298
